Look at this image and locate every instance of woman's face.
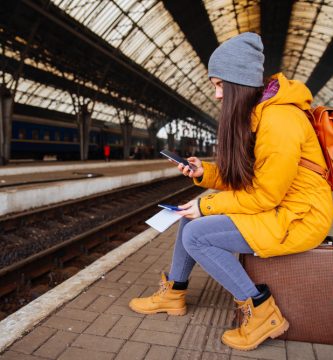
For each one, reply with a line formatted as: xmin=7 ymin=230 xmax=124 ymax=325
xmin=211 ymin=77 xmax=223 ymax=100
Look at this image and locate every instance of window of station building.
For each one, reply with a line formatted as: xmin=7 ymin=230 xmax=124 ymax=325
xmin=18 ymin=128 xmax=26 ymax=140
xmin=43 ymin=131 xmax=50 ymax=141
xmin=32 ymin=129 xmax=40 ymax=140
xmin=54 ymin=131 xmax=61 ymax=141
xmin=73 ymin=133 xmax=78 ymax=142
xmin=63 ymin=132 xmax=70 ymax=142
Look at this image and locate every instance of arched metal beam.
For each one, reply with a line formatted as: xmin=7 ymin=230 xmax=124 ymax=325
xmin=260 ymin=0 xmax=295 ymax=78
xmin=163 ymin=0 xmax=219 ymax=67
xmin=306 ymin=38 xmax=333 ymax=97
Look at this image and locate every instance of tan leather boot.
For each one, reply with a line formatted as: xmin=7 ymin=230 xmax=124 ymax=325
xmin=129 ymin=273 xmax=187 ymax=315
xmin=222 ymin=285 xmax=289 ymax=351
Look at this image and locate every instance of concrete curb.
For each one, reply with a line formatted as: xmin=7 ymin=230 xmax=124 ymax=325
xmin=0 ymin=227 xmax=160 ymax=353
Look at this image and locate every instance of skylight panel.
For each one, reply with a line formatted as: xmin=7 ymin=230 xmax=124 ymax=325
xmin=282 ymin=1 xmax=333 ymax=81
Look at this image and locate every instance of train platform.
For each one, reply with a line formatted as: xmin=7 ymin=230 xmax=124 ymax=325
xmin=0 ymin=222 xmax=332 ymax=360
xmin=0 ymin=160 xmax=181 ymax=217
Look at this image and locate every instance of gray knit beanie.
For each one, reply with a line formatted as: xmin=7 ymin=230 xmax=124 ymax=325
xmin=208 ymin=32 xmax=264 ymax=87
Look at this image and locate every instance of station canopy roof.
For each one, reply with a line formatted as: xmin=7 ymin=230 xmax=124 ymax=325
xmin=1 ymin=0 xmax=332 ymax=130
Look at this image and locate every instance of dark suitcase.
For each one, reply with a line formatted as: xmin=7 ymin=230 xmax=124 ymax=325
xmin=241 ymin=245 xmax=333 ymax=344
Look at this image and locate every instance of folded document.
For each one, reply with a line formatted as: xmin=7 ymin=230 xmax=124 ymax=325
xmin=145 ymin=209 xmax=182 ymax=232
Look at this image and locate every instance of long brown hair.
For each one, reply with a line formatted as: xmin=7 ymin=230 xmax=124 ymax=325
xmin=216 ymin=81 xmax=264 ymax=190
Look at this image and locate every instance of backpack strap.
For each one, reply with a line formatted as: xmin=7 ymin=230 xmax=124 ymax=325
xmin=299 ymin=157 xmax=329 ymax=180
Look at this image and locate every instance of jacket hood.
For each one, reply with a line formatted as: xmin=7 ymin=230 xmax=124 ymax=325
xmin=252 ymin=72 xmax=313 ymax=132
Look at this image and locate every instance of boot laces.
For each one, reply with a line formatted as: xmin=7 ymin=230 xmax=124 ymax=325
xmin=240 ymin=304 xmax=252 ymax=326
xmin=153 ymin=280 xmax=170 ymax=297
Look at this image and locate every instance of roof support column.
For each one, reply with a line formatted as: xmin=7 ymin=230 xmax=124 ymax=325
xmin=120 ymin=116 xmax=133 ymax=160
xmin=77 ymin=104 xmax=92 ymax=161
xmin=0 ymin=85 xmax=14 ymax=165
xmin=148 ymin=123 xmax=158 ymax=159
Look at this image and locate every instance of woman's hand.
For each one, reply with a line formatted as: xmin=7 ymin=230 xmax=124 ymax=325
xmin=177 ymin=157 xmax=204 ymax=178
xmin=177 ymin=199 xmax=201 ymax=219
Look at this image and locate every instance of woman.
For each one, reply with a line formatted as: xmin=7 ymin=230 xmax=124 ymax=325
xmin=129 ymin=32 xmax=333 ymax=351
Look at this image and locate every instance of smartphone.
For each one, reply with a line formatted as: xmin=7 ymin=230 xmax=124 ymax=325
xmin=158 ymin=204 xmax=182 ymax=211
xmin=160 ymin=149 xmax=197 ymax=170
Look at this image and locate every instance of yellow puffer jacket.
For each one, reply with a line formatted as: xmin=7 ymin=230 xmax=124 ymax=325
xmin=195 ymin=73 xmax=333 ymax=258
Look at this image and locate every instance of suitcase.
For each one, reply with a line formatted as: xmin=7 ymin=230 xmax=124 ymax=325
xmin=241 ymin=244 xmax=333 ymax=344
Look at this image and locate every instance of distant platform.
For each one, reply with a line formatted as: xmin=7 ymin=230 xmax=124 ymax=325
xmin=0 ymin=160 xmax=180 ymax=217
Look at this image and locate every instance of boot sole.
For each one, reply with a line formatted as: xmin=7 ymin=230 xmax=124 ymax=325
xmin=221 ymin=318 xmax=289 ymax=351
xmin=129 ymin=304 xmax=187 ymax=316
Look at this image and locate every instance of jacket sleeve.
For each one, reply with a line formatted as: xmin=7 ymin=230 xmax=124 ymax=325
xmin=193 ymin=161 xmax=228 ymax=190
xmin=199 ymin=108 xmax=306 ymax=215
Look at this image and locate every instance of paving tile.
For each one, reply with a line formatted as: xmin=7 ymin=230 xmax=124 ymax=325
xmin=114 ymin=341 xmax=149 ymax=360
xmin=205 ymin=327 xmax=231 ymax=354
xmin=202 ymin=352 xmax=229 ymax=360
xmin=232 ymin=344 xmax=287 ymax=359
xmin=188 ymin=277 xmax=208 ymax=290
xmin=11 ymin=326 xmax=57 ymax=354
xmin=264 ymin=339 xmax=285 ymax=348
xmin=131 ymin=329 xmax=182 ymax=347
xmin=138 ymin=248 xmax=166 ymax=256
xmin=107 ymin=316 xmax=142 ymax=339
xmin=313 ymin=343 xmax=333 ymax=360
xmin=141 ymin=255 xmax=160 ymax=264
xmin=230 ymin=356 xmax=260 ymax=360
xmin=93 ymin=279 xmax=129 ymax=291
xmin=105 ymin=304 xmax=145 ymax=317
xmin=139 ymin=272 xmax=161 ymax=280
xmin=117 ymin=272 xmax=142 ymax=284
xmin=117 ymin=263 xmax=150 ymax=273
xmin=71 ymin=333 xmax=123 ymax=353
xmin=140 ymin=286 xmax=159 ymax=298
xmin=113 ymin=297 xmax=132 ymax=306
xmin=119 ymin=284 xmax=147 ymax=299
xmin=65 ymin=291 xmax=99 ymax=310
xmin=54 ymin=307 xmax=98 ymax=323
xmin=104 ymin=269 xmax=127 ymax=282
xmin=139 ymin=319 xmax=187 ymax=334
xmin=173 ymin=349 xmax=202 ymax=360
xmin=0 ymin=352 xmax=49 ymax=360
xmin=134 ymin=276 xmax=161 ymax=286
xmin=86 ymin=284 xmax=127 ymax=297
xmin=144 ymin=312 xmax=168 ymax=321
xmin=286 ymin=341 xmax=315 ymax=360
xmin=43 ymin=315 xmax=90 ymax=333
xmin=34 ymin=331 xmax=78 ymax=359
xmin=86 ymin=295 xmax=115 ymax=312
xmin=127 ymin=252 xmax=147 ymax=262
xmin=144 ymin=345 xmax=176 ymax=360
xmin=190 ymin=306 xmax=214 ymax=326
xmin=179 ymin=325 xmax=208 ymax=351
xmin=57 ymin=347 xmax=113 ymax=360
xmin=186 ymin=295 xmax=200 ymax=305
xmin=167 ymin=305 xmax=196 ymax=324
xmin=84 ymin=314 xmax=121 ymax=336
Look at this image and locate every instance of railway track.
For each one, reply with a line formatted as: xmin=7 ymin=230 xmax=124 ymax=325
xmin=0 ymin=175 xmax=205 ymax=319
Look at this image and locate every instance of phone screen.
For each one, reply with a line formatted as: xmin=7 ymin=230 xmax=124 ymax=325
xmin=160 ymin=150 xmax=196 ymax=170
xmin=158 ymin=204 xmax=182 ymax=211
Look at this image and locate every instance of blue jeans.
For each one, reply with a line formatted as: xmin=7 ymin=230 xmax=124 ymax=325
xmin=169 ymin=216 xmax=260 ymax=301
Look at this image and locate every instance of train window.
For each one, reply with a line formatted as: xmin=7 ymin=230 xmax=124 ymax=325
xmin=32 ymin=129 xmax=40 ymax=140
xmin=63 ymin=132 xmax=70 ymax=142
xmin=54 ymin=131 xmax=61 ymax=141
xmin=43 ymin=131 xmax=50 ymax=141
xmin=18 ymin=128 xmax=26 ymax=139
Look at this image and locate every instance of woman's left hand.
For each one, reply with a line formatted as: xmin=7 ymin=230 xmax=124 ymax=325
xmin=177 ymin=199 xmax=201 ymax=219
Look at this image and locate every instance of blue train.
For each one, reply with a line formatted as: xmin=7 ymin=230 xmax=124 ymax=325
xmin=10 ymin=114 xmax=151 ymax=160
